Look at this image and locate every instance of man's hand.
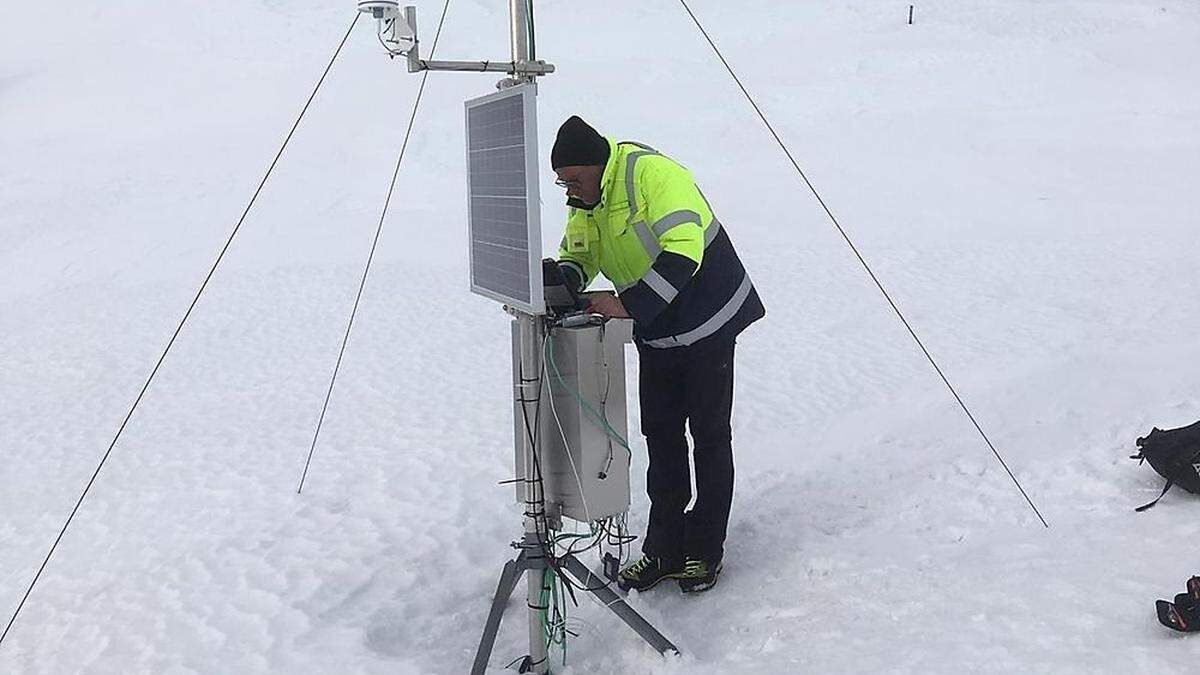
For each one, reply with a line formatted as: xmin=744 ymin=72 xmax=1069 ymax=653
xmin=585 ymin=292 xmax=630 ymax=319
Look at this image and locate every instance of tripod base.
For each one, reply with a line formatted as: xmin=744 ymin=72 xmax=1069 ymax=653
xmin=471 ymin=549 xmax=680 ymax=674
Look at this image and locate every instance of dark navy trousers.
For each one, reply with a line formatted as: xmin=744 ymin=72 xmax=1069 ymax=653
xmin=637 ymin=339 xmax=736 ymax=567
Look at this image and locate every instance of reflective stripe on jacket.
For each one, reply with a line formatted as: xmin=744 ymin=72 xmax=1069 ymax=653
xmin=558 ymin=139 xmax=764 ymax=348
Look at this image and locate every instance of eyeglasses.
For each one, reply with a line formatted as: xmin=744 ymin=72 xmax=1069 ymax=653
xmin=554 ymin=177 xmax=582 ymax=189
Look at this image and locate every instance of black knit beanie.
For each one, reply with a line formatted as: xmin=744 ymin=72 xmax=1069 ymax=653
xmin=551 ymin=116 xmax=609 ymax=169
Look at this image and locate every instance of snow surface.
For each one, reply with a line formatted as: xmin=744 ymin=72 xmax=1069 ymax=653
xmin=2 ymin=0 xmax=1199 ymax=672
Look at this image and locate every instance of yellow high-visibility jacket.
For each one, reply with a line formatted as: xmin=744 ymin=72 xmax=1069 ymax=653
xmin=558 ymin=139 xmax=763 ymax=349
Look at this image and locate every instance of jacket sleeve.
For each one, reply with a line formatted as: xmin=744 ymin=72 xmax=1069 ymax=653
xmin=618 ymin=156 xmax=709 ymax=326
xmin=557 ymin=208 xmax=598 ymax=294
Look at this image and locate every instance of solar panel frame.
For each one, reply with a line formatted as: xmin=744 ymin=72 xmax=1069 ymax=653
xmin=464 ymin=83 xmax=545 ymax=315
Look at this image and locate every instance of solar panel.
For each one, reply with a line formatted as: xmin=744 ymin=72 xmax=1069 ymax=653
xmin=464 ymin=83 xmax=544 ymax=315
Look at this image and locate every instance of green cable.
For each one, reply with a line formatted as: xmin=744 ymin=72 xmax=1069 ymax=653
xmin=540 ymin=567 xmax=569 ymax=669
xmin=540 ymin=568 xmax=553 ymax=646
xmin=544 ymin=336 xmax=632 ymax=452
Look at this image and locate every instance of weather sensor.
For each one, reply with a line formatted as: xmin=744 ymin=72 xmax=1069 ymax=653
xmin=356 ymin=1 xmax=415 ymax=57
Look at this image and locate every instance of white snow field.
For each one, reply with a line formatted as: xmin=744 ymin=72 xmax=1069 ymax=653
xmin=2 ymin=0 xmax=1199 ymax=672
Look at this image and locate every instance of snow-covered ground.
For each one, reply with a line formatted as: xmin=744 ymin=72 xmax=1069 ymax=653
xmin=2 ymin=1 xmax=1199 ymax=672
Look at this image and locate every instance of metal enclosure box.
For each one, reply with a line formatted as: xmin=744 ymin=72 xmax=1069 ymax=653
xmin=513 ymin=320 xmax=633 ymax=523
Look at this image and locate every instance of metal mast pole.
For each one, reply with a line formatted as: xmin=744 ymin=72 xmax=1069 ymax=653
xmin=510 ymin=0 xmax=533 ymax=82
xmin=509 ymin=4 xmax=548 ymax=671
xmin=517 ymin=314 xmax=549 ymax=674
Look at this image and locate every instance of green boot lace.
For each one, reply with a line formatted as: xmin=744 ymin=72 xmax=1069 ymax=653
xmin=622 ymin=556 xmax=656 ymax=580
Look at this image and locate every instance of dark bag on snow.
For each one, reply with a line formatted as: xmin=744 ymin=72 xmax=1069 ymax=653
xmin=1130 ymin=420 xmax=1200 ymax=511
xmin=1156 ymin=576 xmax=1200 ymax=633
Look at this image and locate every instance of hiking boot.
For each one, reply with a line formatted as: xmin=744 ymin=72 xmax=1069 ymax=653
xmin=678 ymin=558 xmax=723 ymax=594
xmin=617 ymin=556 xmax=685 ymax=592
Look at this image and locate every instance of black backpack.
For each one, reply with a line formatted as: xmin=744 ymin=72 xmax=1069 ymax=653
xmin=1131 ymin=420 xmax=1200 ymax=511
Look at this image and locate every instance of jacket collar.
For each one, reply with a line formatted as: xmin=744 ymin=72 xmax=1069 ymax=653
xmin=597 ymin=137 xmax=620 ymax=206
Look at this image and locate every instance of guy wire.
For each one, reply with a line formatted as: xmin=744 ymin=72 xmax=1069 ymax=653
xmin=675 ymin=0 xmax=1048 ymax=528
xmin=297 ymin=0 xmax=454 ymax=494
xmin=0 ymin=13 xmax=364 ymax=648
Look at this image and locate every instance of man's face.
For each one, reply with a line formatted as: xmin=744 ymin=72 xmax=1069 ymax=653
xmin=555 ymin=165 xmax=604 ymax=208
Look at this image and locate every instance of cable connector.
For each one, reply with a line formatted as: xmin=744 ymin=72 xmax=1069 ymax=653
xmin=552 ymin=312 xmax=605 ymax=329
xmin=602 ymin=553 xmax=620 ymax=583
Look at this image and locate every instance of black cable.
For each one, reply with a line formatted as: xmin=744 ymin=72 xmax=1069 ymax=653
xmin=377 ymin=25 xmax=397 ymax=56
xmin=0 ymin=13 xmax=363 ymax=648
xmin=297 ymin=0 xmax=453 ymax=494
xmin=526 ymin=0 xmax=537 ymax=60
xmin=522 ymin=332 xmax=556 ymax=558
xmin=512 ymin=331 xmax=575 ymax=665
xmin=675 ymin=0 xmax=1048 ymax=529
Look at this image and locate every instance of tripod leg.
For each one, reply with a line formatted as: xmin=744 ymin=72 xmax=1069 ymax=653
xmin=472 ymin=554 xmax=527 ymax=675
xmin=560 ymin=554 xmax=680 ymax=656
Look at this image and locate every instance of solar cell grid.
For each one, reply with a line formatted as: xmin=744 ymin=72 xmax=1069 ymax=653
xmin=464 ymin=84 xmax=543 ymax=313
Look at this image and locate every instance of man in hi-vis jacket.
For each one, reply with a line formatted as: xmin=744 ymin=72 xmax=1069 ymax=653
xmin=551 ymin=116 xmax=764 ymax=593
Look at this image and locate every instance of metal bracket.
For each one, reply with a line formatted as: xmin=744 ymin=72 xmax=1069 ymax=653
xmin=398 ymin=5 xmax=555 ymax=77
